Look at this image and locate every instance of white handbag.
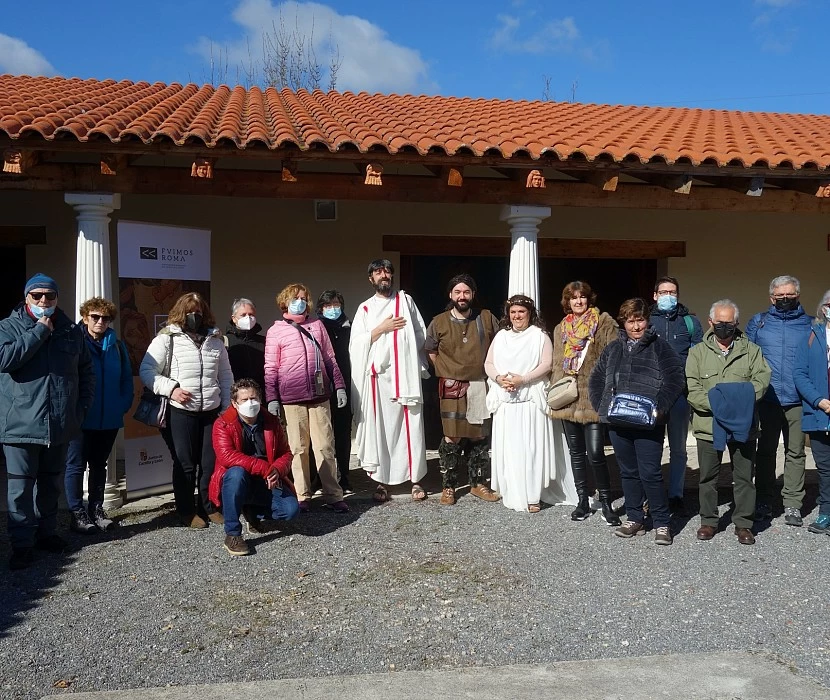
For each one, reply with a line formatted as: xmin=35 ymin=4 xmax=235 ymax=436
xmin=546 ymin=375 xmax=578 ymax=410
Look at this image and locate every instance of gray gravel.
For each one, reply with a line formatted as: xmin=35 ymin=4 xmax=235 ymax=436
xmin=2 ymin=458 xmax=830 ymax=699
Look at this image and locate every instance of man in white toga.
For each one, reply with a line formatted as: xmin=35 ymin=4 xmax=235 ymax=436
xmin=350 ymin=259 xmax=429 ymax=502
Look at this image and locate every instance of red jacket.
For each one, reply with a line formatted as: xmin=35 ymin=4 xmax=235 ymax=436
xmin=209 ymin=406 xmax=294 ymax=508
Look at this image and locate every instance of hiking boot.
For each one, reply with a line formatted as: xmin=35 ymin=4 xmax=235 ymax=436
xmin=439 ymin=488 xmax=456 ymax=505
xmin=91 ymin=505 xmax=115 ymax=531
xmin=207 ymin=512 xmax=225 ymax=525
xmin=469 ymin=484 xmax=500 ymax=502
xmin=9 ymin=547 xmax=34 ymax=571
xmin=571 ymin=495 xmax=591 ymax=521
xmin=754 ymin=502 xmax=773 ymax=521
xmin=808 ymin=514 xmax=830 ymax=534
xmin=223 ymin=535 xmax=251 ymax=556
xmin=654 ymin=526 xmax=673 ymax=546
xmin=784 ymin=507 xmax=803 ymax=527
xmin=34 ymin=534 xmax=68 ymax=553
xmin=242 ymin=507 xmax=265 ymax=534
xmin=329 ymin=500 xmax=350 ymax=513
xmin=70 ymin=508 xmax=97 ymax=534
xmin=614 ymin=521 xmax=647 ymax=538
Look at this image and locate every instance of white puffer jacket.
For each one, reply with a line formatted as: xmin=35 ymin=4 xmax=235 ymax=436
xmin=140 ymin=325 xmax=232 ymax=412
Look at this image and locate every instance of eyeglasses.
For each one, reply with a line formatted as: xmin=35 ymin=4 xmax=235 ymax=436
xmin=656 ymin=290 xmax=678 ymax=297
xmin=772 ymin=294 xmax=798 ymax=300
xmin=89 ymin=314 xmax=112 ymax=323
xmin=30 ymin=292 xmax=57 ymax=301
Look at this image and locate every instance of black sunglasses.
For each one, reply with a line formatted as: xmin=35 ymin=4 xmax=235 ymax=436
xmin=89 ymin=314 xmax=112 ymax=323
xmin=30 ymin=292 xmax=57 ymax=301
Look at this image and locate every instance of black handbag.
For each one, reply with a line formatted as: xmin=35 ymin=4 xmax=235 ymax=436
xmin=133 ymin=334 xmax=174 ymax=428
xmin=606 ymin=367 xmax=657 ymax=429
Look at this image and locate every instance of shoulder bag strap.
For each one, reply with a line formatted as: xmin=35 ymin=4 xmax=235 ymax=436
xmin=289 ymin=320 xmax=324 ymax=374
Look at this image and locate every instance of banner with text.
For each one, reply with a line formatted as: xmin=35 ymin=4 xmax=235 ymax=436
xmin=117 ymin=221 xmax=211 ymax=497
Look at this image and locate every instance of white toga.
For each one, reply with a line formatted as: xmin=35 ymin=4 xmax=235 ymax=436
xmin=349 ymin=291 xmax=428 ymax=485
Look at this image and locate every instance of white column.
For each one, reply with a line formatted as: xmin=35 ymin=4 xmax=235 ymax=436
xmin=65 ymin=192 xmax=123 ymax=510
xmin=500 ymin=204 xmax=551 ymax=308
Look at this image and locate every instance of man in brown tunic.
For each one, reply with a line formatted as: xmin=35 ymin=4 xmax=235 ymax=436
xmin=425 ymin=274 xmax=500 ymax=505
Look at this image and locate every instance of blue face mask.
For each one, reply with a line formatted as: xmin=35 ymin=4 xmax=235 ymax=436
xmin=322 ymin=306 xmax=342 ymax=320
xmin=656 ymin=295 xmax=677 ymax=312
xmin=288 ymin=298 xmax=307 ymax=315
xmin=29 ymin=304 xmax=56 ymax=318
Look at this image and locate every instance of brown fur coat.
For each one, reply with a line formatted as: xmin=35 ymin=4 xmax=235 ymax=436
xmin=549 ymin=311 xmax=618 ymax=424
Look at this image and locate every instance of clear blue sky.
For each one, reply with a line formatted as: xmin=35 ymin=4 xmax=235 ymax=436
xmin=2 ymin=0 xmax=828 ymax=114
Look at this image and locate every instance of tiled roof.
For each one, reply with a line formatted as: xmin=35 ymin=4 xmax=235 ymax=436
xmin=2 ymin=75 xmax=830 ymax=170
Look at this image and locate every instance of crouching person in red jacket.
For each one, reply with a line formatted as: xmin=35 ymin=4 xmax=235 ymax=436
xmin=210 ymin=378 xmax=299 ymax=556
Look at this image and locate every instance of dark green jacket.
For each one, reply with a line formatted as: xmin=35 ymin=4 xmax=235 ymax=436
xmin=685 ymin=328 xmax=770 ymax=441
xmin=0 ymin=304 xmax=95 ymax=445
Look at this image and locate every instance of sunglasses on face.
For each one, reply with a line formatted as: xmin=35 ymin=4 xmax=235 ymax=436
xmin=30 ymin=292 xmax=57 ymax=301
xmin=89 ymin=314 xmax=112 ymax=323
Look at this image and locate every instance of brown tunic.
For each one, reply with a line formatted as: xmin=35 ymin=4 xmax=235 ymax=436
xmin=426 ymin=309 xmax=498 ymax=438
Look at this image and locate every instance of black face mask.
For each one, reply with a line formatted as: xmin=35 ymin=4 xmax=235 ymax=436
xmin=774 ymin=297 xmax=799 ymax=313
xmin=712 ymin=322 xmax=737 ymax=341
xmin=185 ymin=312 xmax=203 ymax=331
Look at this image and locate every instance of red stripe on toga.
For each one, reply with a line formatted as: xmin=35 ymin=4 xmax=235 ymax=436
xmin=403 ymin=405 xmax=413 ymax=478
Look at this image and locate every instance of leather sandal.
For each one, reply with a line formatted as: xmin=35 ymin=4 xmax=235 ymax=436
xmin=373 ymin=484 xmax=391 ymax=503
xmin=528 ymin=503 xmax=541 ymax=513
xmin=411 ymin=483 xmax=427 ymax=501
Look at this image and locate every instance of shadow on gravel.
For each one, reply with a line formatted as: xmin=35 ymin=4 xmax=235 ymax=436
xmin=0 ymin=511 xmax=78 ymax=641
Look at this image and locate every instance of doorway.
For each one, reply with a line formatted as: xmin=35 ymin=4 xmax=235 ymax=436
xmin=400 ymin=253 xmax=658 ymax=448
xmin=0 ymin=247 xmax=26 ymax=316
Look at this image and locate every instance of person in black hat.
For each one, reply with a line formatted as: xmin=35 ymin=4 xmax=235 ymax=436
xmin=0 ymin=273 xmax=95 ymax=570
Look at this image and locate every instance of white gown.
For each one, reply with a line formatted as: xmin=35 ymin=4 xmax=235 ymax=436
xmin=486 ymin=326 xmax=577 ymax=512
xmin=349 ymin=291 xmax=428 ymax=485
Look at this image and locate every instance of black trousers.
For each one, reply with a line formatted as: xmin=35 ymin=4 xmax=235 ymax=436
xmin=162 ymin=406 xmax=220 ymax=518
xmin=562 ymin=420 xmax=611 ymax=494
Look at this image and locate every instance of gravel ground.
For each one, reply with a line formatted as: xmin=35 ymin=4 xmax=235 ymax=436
xmin=1 ymin=453 xmax=829 ymax=699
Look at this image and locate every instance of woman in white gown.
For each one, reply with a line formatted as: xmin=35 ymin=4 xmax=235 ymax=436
xmin=485 ymin=295 xmax=577 ymax=513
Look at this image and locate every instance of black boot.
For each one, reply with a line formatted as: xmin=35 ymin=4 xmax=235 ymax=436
xmin=570 ymin=462 xmax=592 ymax=521
xmin=571 ymin=494 xmax=591 ymax=521
xmin=598 ymin=490 xmax=621 ymax=526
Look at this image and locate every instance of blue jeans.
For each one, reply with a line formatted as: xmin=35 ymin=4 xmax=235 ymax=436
xmin=609 ymin=425 xmax=669 ymax=528
xmin=666 ymin=394 xmax=690 ymax=499
xmin=4 ymin=442 xmax=68 ymax=549
xmin=221 ymin=466 xmax=300 ymax=536
xmin=807 ymin=432 xmax=830 ymax=515
xmin=64 ymin=428 xmax=120 ymax=512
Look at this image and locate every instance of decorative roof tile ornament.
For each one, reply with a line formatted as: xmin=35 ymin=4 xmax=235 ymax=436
xmin=3 ymin=149 xmax=23 ymax=174
xmin=365 ymin=163 xmax=383 ymax=186
xmin=191 ymin=158 xmax=214 ymax=179
xmin=526 ymin=169 xmax=546 ymax=188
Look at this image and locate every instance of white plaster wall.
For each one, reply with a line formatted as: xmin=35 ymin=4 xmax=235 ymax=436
xmin=1 ymin=191 xmax=828 ymax=328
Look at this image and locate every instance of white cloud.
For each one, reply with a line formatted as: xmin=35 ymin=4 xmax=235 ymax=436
xmin=0 ymin=33 xmax=57 ymax=76
xmin=751 ymin=0 xmax=798 ymax=53
xmin=489 ymin=14 xmax=585 ymax=55
xmin=193 ymin=0 xmax=432 ymax=93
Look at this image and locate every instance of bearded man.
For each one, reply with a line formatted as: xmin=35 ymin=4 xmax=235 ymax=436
xmin=424 ymin=274 xmax=499 ymax=505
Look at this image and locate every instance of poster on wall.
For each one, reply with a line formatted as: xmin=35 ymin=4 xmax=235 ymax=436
xmin=117 ymin=221 xmax=211 ymax=498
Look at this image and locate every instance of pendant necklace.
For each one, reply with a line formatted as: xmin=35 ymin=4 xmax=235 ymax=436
xmin=453 ymin=309 xmax=470 ymax=343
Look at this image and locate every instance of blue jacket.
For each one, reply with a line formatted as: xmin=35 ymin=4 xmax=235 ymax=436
xmin=793 ymin=322 xmax=830 ymax=433
xmin=745 ymin=304 xmax=813 ymax=406
xmin=82 ymin=326 xmax=134 ymax=431
xmin=708 ymin=382 xmax=757 ymax=450
xmin=0 ymin=305 xmax=95 ymax=445
xmin=649 ymin=302 xmax=703 ymax=361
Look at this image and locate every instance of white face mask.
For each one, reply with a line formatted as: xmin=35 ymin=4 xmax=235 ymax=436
xmin=824 ymin=307 xmax=830 ymax=322
xmin=236 ymin=399 xmax=261 ymax=419
xmin=236 ymin=315 xmax=256 ymax=331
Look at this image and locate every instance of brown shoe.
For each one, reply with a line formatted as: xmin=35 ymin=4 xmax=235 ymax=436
xmin=185 ymin=515 xmax=208 ymax=529
xmin=614 ymin=520 xmax=647 ymax=538
xmin=208 ymin=512 xmax=225 ymax=525
xmin=439 ymin=487 xmax=456 ymax=505
xmin=470 ymin=484 xmax=501 ymax=502
xmin=696 ymin=525 xmax=717 ymax=541
xmin=223 ymin=535 xmax=251 ymax=556
xmin=735 ymin=527 xmax=756 ymax=545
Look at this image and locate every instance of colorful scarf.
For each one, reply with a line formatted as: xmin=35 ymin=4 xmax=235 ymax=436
xmin=562 ymin=307 xmax=599 ymax=374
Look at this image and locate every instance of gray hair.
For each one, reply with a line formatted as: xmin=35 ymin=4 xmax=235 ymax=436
xmin=231 ymin=297 xmax=256 ymax=317
xmin=709 ymin=299 xmax=740 ymax=322
xmin=769 ymin=275 xmax=800 ymax=296
xmin=816 ymin=290 xmax=830 ymax=326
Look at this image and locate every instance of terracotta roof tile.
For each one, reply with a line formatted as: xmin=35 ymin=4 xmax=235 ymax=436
xmin=2 ymin=75 xmax=830 ymax=169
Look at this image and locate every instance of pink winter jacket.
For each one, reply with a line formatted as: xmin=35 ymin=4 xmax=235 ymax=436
xmin=264 ymin=318 xmax=345 ymax=405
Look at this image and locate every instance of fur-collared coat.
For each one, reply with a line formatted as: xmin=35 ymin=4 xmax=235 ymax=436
xmin=549 ymin=311 xmax=618 ymax=424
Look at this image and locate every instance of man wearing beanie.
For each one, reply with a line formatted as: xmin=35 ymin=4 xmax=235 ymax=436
xmin=0 ymin=273 xmax=95 ymax=570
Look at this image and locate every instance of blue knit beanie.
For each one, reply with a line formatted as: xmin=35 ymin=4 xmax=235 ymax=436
xmin=24 ymin=273 xmax=59 ymax=297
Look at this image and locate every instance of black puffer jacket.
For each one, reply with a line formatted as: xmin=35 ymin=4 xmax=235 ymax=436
xmin=225 ymin=322 xmax=266 ymax=390
xmin=588 ymin=327 xmax=685 ymax=424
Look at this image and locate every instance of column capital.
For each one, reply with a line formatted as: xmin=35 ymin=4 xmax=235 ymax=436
xmin=64 ymin=192 xmax=121 ymax=211
xmin=499 ymin=204 xmax=551 ymax=223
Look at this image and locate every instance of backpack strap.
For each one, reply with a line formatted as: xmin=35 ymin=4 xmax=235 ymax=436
xmin=683 ymin=315 xmax=694 ymax=337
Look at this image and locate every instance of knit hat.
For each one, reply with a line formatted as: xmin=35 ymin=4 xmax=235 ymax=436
xmin=24 ymin=273 xmax=59 ymax=296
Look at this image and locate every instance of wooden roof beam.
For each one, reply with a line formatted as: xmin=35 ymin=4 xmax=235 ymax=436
xmin=696 ymin=176 xmax=764 ymax=197
xmin=766 ymin=178 xmax=830 ymax=197
xmin=631 ymin=173 xmax=693 ymax=194
xmin=558 ymin=168 xmax=619 ymax=192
